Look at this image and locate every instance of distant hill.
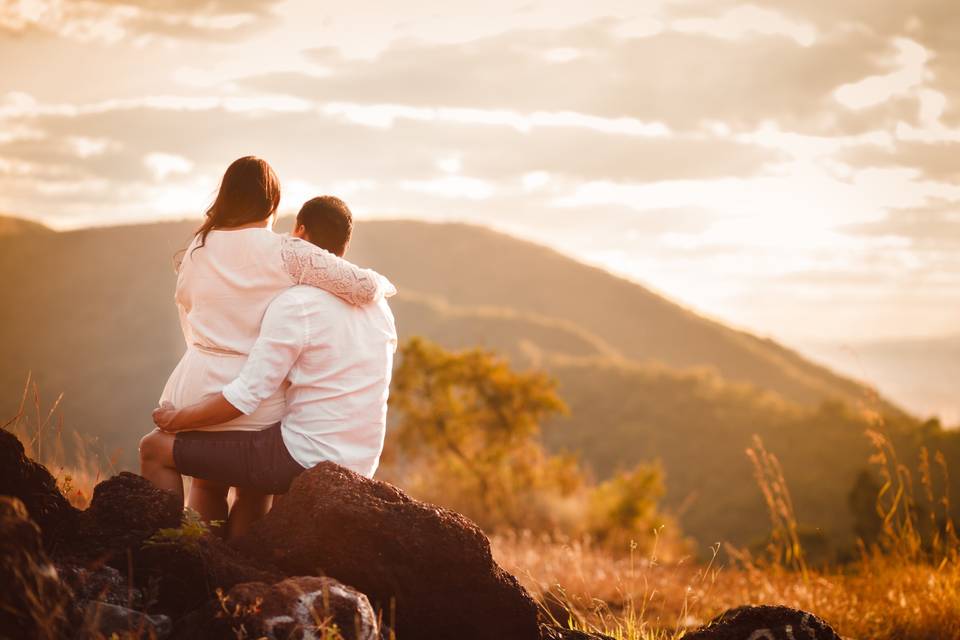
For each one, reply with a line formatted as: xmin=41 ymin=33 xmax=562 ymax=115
xmin=0 ymin=215 xmax=53 ymax=236
xmin=0 ymin=216 xmax=953 ymax=550
xmin=359 ymin=221 xmax=896 ymax=411
xmin=803 ymin=335 xmax=960 ymax=426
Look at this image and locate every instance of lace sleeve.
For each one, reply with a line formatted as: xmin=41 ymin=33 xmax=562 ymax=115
xmin=280 ymin=235 xmax=395 ymax=306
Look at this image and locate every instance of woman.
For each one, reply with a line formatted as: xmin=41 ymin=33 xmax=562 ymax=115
xmin=156 ymin=156 xmax=392 ymax=536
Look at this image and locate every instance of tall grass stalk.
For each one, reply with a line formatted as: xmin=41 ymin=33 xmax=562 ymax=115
xmin=745 ymin=435 xmax=808 ymax=579
xmin=3 ymin=374 xmax=102 ymax=508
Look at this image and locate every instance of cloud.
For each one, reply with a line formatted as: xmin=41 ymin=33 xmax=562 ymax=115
xmin=66 ymin=136 xmax=113 ymax=158
xmin=670 ymin=5 xmax=818 ymax=47
xmin=454 ymin=128 xmax=785 ymax=182
xmin=0 ymin=92 xmax=786 ymax=193
xmin=0 ymin=0 xmax=282 ymax=42
xmin=841 ymin=203 xmax=960 ymax=249
xmin=321 ymin=102 xmax=671 ymax=137
xmin=144 ymin=151 xmax=192 ymax=180
xmin=243 ymin=20 xmax=892 ymax=134
xmin=673 ymin=0 xmax=960 ymax=125
xmin=400 ymin=175 xmax=496 ymax=200
xmin=839 ymin=140 xmax=960 ymax=182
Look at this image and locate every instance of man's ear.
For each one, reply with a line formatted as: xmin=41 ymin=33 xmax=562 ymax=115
xmin=293 ymin=224 xmax=308 ymax=239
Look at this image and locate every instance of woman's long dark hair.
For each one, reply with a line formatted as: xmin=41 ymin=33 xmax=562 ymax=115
xmin=193 ymin=156 xmax=281 ymax=251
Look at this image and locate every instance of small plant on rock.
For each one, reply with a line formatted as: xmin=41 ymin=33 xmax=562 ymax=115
xmin=143 ymin=508 xmax=218 ymax=551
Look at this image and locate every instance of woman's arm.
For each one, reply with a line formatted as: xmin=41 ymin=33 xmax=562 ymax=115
xmin=280 ymin=236 xmax=396 ymax=306
xmin=153 ymin=395 xmax=242 ymax=432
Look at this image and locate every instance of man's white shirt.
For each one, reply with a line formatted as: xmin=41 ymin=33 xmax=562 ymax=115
xmin=223 ymin=285 xmax=397 ymax=478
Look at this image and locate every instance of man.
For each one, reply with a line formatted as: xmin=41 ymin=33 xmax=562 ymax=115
xmin=140 ymin=196 xmax=397 ymax=537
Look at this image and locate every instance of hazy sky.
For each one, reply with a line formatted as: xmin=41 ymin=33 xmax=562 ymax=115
xmin=2 ymin=0 xmax=958 ymax=344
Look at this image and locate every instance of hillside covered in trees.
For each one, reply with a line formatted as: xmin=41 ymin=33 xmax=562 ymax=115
xmin=1 ymin=216 xmax=955 ymax=551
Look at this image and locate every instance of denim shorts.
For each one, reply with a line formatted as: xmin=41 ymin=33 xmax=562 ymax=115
xmin=173 ymin=423 xmax=305 ymax=494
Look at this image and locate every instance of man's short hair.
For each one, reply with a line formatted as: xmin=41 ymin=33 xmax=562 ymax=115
xmin=296 ymin=196 xmax=353 ymax=256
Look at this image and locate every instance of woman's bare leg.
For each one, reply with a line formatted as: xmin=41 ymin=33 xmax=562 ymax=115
xmin=227 ymin=488 xmax=272 ymax=540
xmin=187 ymin=478 xmax=229 ymax=536
xmin=139 ymin=429 xmax=183 ymax=503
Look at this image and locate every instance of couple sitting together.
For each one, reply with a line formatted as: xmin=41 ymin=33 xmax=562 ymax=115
xmin=139 ymin=156 xmax=397 ymax=539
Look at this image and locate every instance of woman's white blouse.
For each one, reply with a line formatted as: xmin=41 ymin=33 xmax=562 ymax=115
xmin=160 ymin=227 xmax=394 ymax=431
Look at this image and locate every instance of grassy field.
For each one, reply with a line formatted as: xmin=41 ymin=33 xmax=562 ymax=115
xmin=492 ymin=430 xmax=960 ymax=640
xmin=492 ymin=531 xmax=960 ymax=640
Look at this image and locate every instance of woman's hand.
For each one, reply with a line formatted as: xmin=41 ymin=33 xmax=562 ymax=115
xmin=153 ymin=401 xmax=181 ymax=432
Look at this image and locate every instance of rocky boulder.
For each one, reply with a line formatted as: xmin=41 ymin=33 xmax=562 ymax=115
xmin=82 ymin=601 xmax=173 ymax=640
xmin=68 ymin=471 xmax=182 ymax=565
xmin=233 ymin=461 xmax=542 ymax=640
xmin=0 ymin=431 xmax=182 ymax=566
xmin=684 ymin=605 xmax=842 ymax=640
xmin=0 ymin=429 xmax=77 ymax=549
xmin=138 ymin=532 xmax=282 ymax=617
xmin=57 ymin=563 xmax=143 ymax=609
xmin=200 ymin=576 xmax=378 ymax=640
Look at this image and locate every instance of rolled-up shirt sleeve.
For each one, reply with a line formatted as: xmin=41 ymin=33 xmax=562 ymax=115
xmin=222 ymin=291 xmax=307 ymax=415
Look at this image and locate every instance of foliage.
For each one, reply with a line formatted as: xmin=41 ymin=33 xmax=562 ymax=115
xmin=386 ymin=337 xmax=578 ymax=529
xmin=544 ymin=359 xmax=960 ymax=552
xmin=143 ymin=508 xmax=216 ymax=551
xmin=587 ymin=464 xmax=666 ymax=553
xmin=385 ymin=337 xmax=673 ymax=551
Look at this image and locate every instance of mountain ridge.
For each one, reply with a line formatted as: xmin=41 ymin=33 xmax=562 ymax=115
xmin=0 ymin=214 xmax=894 ymax=413
xmin=3 ymin=214 xmax=950 ymax=549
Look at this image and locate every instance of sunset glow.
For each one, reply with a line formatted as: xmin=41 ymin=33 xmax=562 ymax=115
xmin=1 ymin=0 xmax=958 ymax=345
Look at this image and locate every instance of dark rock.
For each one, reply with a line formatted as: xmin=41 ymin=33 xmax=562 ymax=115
xmin=203 ymin=576 xmax=378 ymax=640
xmin=138 ymin=532 xmax=282 ymax=617
xmin=0 ymin=432 xmax=181 ymax=564
xmin=540 ymin=625 xmax=616 ymax=640
xmin=0 ymin=496 xmax=72 ymax=640
xmin=83 ymin=601 xmax=172 ymax=639
xmin=684 ymin=605 xmax=842 ymax=640
xmin=58 ymin=562 xmax=143 ymax=609
xmin=232 ymin=462 xmax=541 ymax=640
xmin=0 ymin=430 xmax=181 ymax=563
xmin=0 ymin=428 xmax=78 ymax=549
xmin=69 ymin=471 xmax=182 ymax=565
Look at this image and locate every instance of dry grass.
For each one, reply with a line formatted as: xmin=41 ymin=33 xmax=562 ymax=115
xmin=493 ymin=532 xmax=960 ymax=639
xmin=492 ymin=530 xmax=714 ymax=638
xmin=3 ymin=373 xmax=106 ymax=509
xmin=493 ymin=428 xmax=960 ymax=640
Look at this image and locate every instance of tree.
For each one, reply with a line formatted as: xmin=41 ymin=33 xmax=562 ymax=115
xmin=386 ymin=337 xmax=581 ymax=531
xmin=587 ymin=463 xmax=666 ymax=552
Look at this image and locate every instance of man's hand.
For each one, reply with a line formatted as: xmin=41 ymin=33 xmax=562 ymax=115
xmin=153 ymin=401 xmax=181 ymax=432
xmin=152 ymin=393 xmax=244 ymax=432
